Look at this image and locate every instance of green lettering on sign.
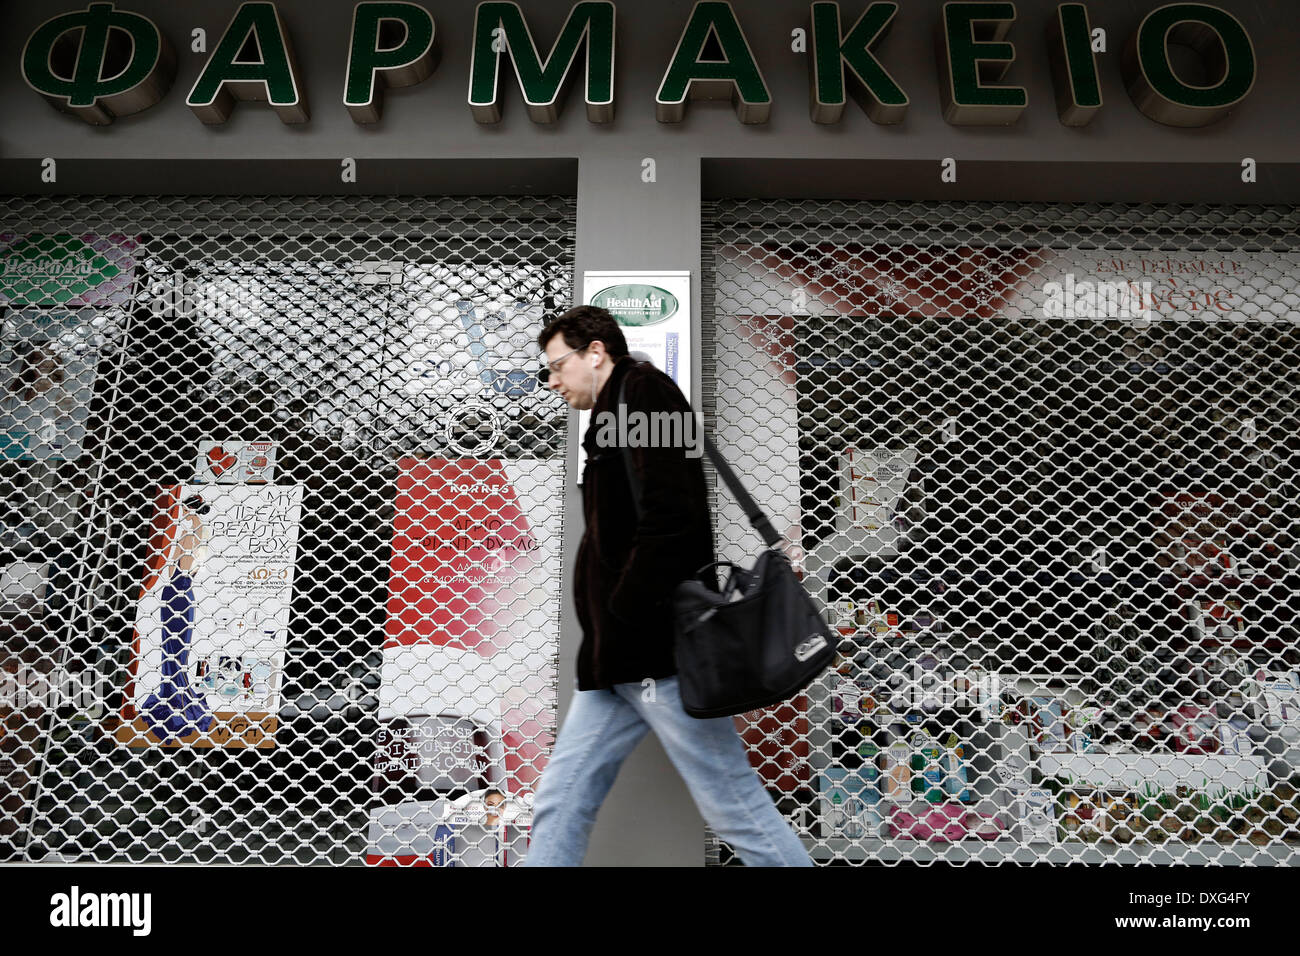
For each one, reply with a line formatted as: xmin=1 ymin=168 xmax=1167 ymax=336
xmin=21 ymin=2 xmax=176 ymax=126
xmin=591 ymin=284 xmax=679 ymax=326
xmin=936 ymin=1 xmax=1027 ymax=125
xmin=187 ymin=2 xmax=309 ymax=124
xmin=809 ymin=2 xmax=909 ymax=125
xmin=656 ymin=1 xmax=771 ymax=124
xmin=1122 ymin=3 xmax=1254 ymax=127
xmin=1047 ymin=3 xmax=1102 ymax=126
xmin=345 ymin=2 xmax=439 ymax=124
xmin=468 ymin=1 xmax=615 ymax=124
xmin=0 ymin=236 xmax=120 ymax=306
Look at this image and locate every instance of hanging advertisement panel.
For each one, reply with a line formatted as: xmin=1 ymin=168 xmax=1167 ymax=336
xmin=0 ymin=309 xmax=104 ymax=462
xmin=115 ymin=481 xmax=304 ymax=749
xmin=194 ymin=440 xmax=277 ymax=484
xmin=367 ymin=456 xmax=561 ymax=866
xmin=0 ymin=233 xmax=139 ymax=308
xmin=582 ymin=271 xmax=691 ymax=397
xmin=576 ymin=271 xmax=692 ymax=478
xmin=836 ymin=446 xmax=918 ymax=559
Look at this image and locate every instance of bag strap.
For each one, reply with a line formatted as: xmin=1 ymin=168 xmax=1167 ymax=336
xmin=618 ymin=368 xmax=783 ymax=549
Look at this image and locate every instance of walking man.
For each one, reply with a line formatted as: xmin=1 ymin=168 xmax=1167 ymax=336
xmin=524 ymin=305 xmax=812 ymax=866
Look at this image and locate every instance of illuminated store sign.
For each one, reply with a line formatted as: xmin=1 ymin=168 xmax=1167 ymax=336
xmin=20 ymin=1 xmax=1255 ymax=129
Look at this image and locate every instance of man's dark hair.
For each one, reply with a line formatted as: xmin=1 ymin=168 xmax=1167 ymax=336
xmin=537 ymin=305 xmax=628 ymax=358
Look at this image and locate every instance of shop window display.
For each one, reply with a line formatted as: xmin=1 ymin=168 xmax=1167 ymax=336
xmin=707 ymin=201 xmax=1300 ymax=864
xmin=1 ymin=197 xmax=574 ymax=864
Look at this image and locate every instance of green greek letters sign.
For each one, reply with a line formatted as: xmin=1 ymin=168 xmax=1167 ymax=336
xmin=187 ymin=2 xmax=309 ymax=124
xmin=344 ymin=2 xmax=439 ymax=124
xmin=1047 ymin=3 xmax=1102 ymax=126
xmin=656 ymin=1 xmax=771 ymax=123
xmin=21 ymin=2 xmax=175 ymax=125
xmin=937 ymin=2 xmax=1027 ymax=125
xmin=469 ymin=1 xmax=616 ymax=124
xmin=810 ymin=2 xmax=909 ymax=125
xmin=14 ymin=1 xmax=1259 ymax=130
xmin=1122 ymin=3 xmax=1255 ymax=127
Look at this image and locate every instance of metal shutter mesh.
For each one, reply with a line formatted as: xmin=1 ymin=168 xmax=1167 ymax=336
xmin=0 ymin=195 xmax=574 ymax=865
xmin=703 ymin=199 xmax=1300 ymax=865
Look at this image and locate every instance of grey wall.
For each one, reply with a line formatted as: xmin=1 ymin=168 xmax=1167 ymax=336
xmin=2 ymin=0 xmax=1299 ymax=866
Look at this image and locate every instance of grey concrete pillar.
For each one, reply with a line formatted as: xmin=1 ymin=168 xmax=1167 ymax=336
xmin=553 ymin=151 xmax=705 ymax=866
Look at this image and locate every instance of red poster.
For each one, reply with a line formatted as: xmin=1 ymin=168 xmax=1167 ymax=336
xmin=370 ymin=457 xmax=561 ymax=865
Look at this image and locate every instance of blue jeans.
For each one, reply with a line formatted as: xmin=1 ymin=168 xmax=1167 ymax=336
xmin=524 ymin=675 xmax=812 ymax=866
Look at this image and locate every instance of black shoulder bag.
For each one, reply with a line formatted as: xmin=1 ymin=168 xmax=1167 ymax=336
xmin=618 ymin=372 xmax=838 ymax=719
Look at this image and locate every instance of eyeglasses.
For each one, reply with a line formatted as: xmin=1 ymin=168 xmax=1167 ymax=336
xmin=538 ymin=345 xmax=587 ymax=383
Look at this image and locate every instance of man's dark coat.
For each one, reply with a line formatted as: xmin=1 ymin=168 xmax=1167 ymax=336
xmin=573 ymin=356 xmax=715 ymax=689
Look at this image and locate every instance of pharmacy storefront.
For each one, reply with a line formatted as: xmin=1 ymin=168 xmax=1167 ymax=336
xmin=0 ymin=0 xmax=1298 ymax=868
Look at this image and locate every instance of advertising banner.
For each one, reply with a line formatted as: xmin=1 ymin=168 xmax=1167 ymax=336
xmin=194 ymin=440 xmax=277 ymax=484
xmin=577 ymin=270 xmax=692 ymax=478
xmin=1010 ymin=250 xmax=1300 ymax=325
xmin=0 ymin=233 xmax=139 ymax=308
xmin=0 ymin=657 xmax=52 ymax=856
xmin=365 ymin=789 xmax=533 ymax=867
xmin=583 ymin=271 xmax=691 ymax=396
xmin=367 ymin=457 xmax=561 ymax=865
xmin=0 ymin=308 xmax=104 ymax=461
xmin=408 ymin=298 xmax=545 ymax=409
xmin=717 ymin=241 xmax=1300 ymax=331
xmin=836 ymin=446 xmax=917 ymax=557
xmin=454 ymin=298 xmax=545 ymax=400
xmin=116 ymin=481 xmax=304 ymax=749
xmin=405 ymin=297 xmax=549 ymax=462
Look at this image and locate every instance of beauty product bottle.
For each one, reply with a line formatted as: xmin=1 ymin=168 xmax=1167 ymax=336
xmin=910 ymin=731 xmax=945 ymax=804
xmin=880 ymin=728 xmax=912 ymax=802
xmin=942 ymin=733 xmax=972 ymax=802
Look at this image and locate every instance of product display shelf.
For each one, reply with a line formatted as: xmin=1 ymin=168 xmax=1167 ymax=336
xmin=794 ymin=355 xmax=1237 ymax=379
xmin=808 ymin=648 xmax=1300 ymax=863
xmin=806 ymin=835 xmax=1300 ymax=865
xmin=838 ymin=555 xmax=1236 ymax=603
xmin=1159 ymin=570 xmax=1300 ymax=616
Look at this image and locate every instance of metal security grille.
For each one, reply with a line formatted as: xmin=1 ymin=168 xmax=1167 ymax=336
xmin=0 ymin=194 xmax=574 ymax=865
xmin=704 ymin=200 xmax=1300 ymax=865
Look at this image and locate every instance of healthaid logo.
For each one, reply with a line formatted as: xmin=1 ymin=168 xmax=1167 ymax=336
xmin=49 ymin=886 xmax=152 ymax=937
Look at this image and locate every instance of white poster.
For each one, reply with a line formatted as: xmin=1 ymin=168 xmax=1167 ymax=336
xmin=117 ymin=483 xmax=304 ymax=748
xmin=577 ymin=271 xmax=692 ymax=479
xmin=1017 ymin=787 xmax=1057 ymax=844
xmin=831 ymin=446 xmax=917 ymax=558
xmin=1256 ymin=670 xmax=1300 ymax=737
xmin=365 ymin=790 xmax=533 ymax=867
